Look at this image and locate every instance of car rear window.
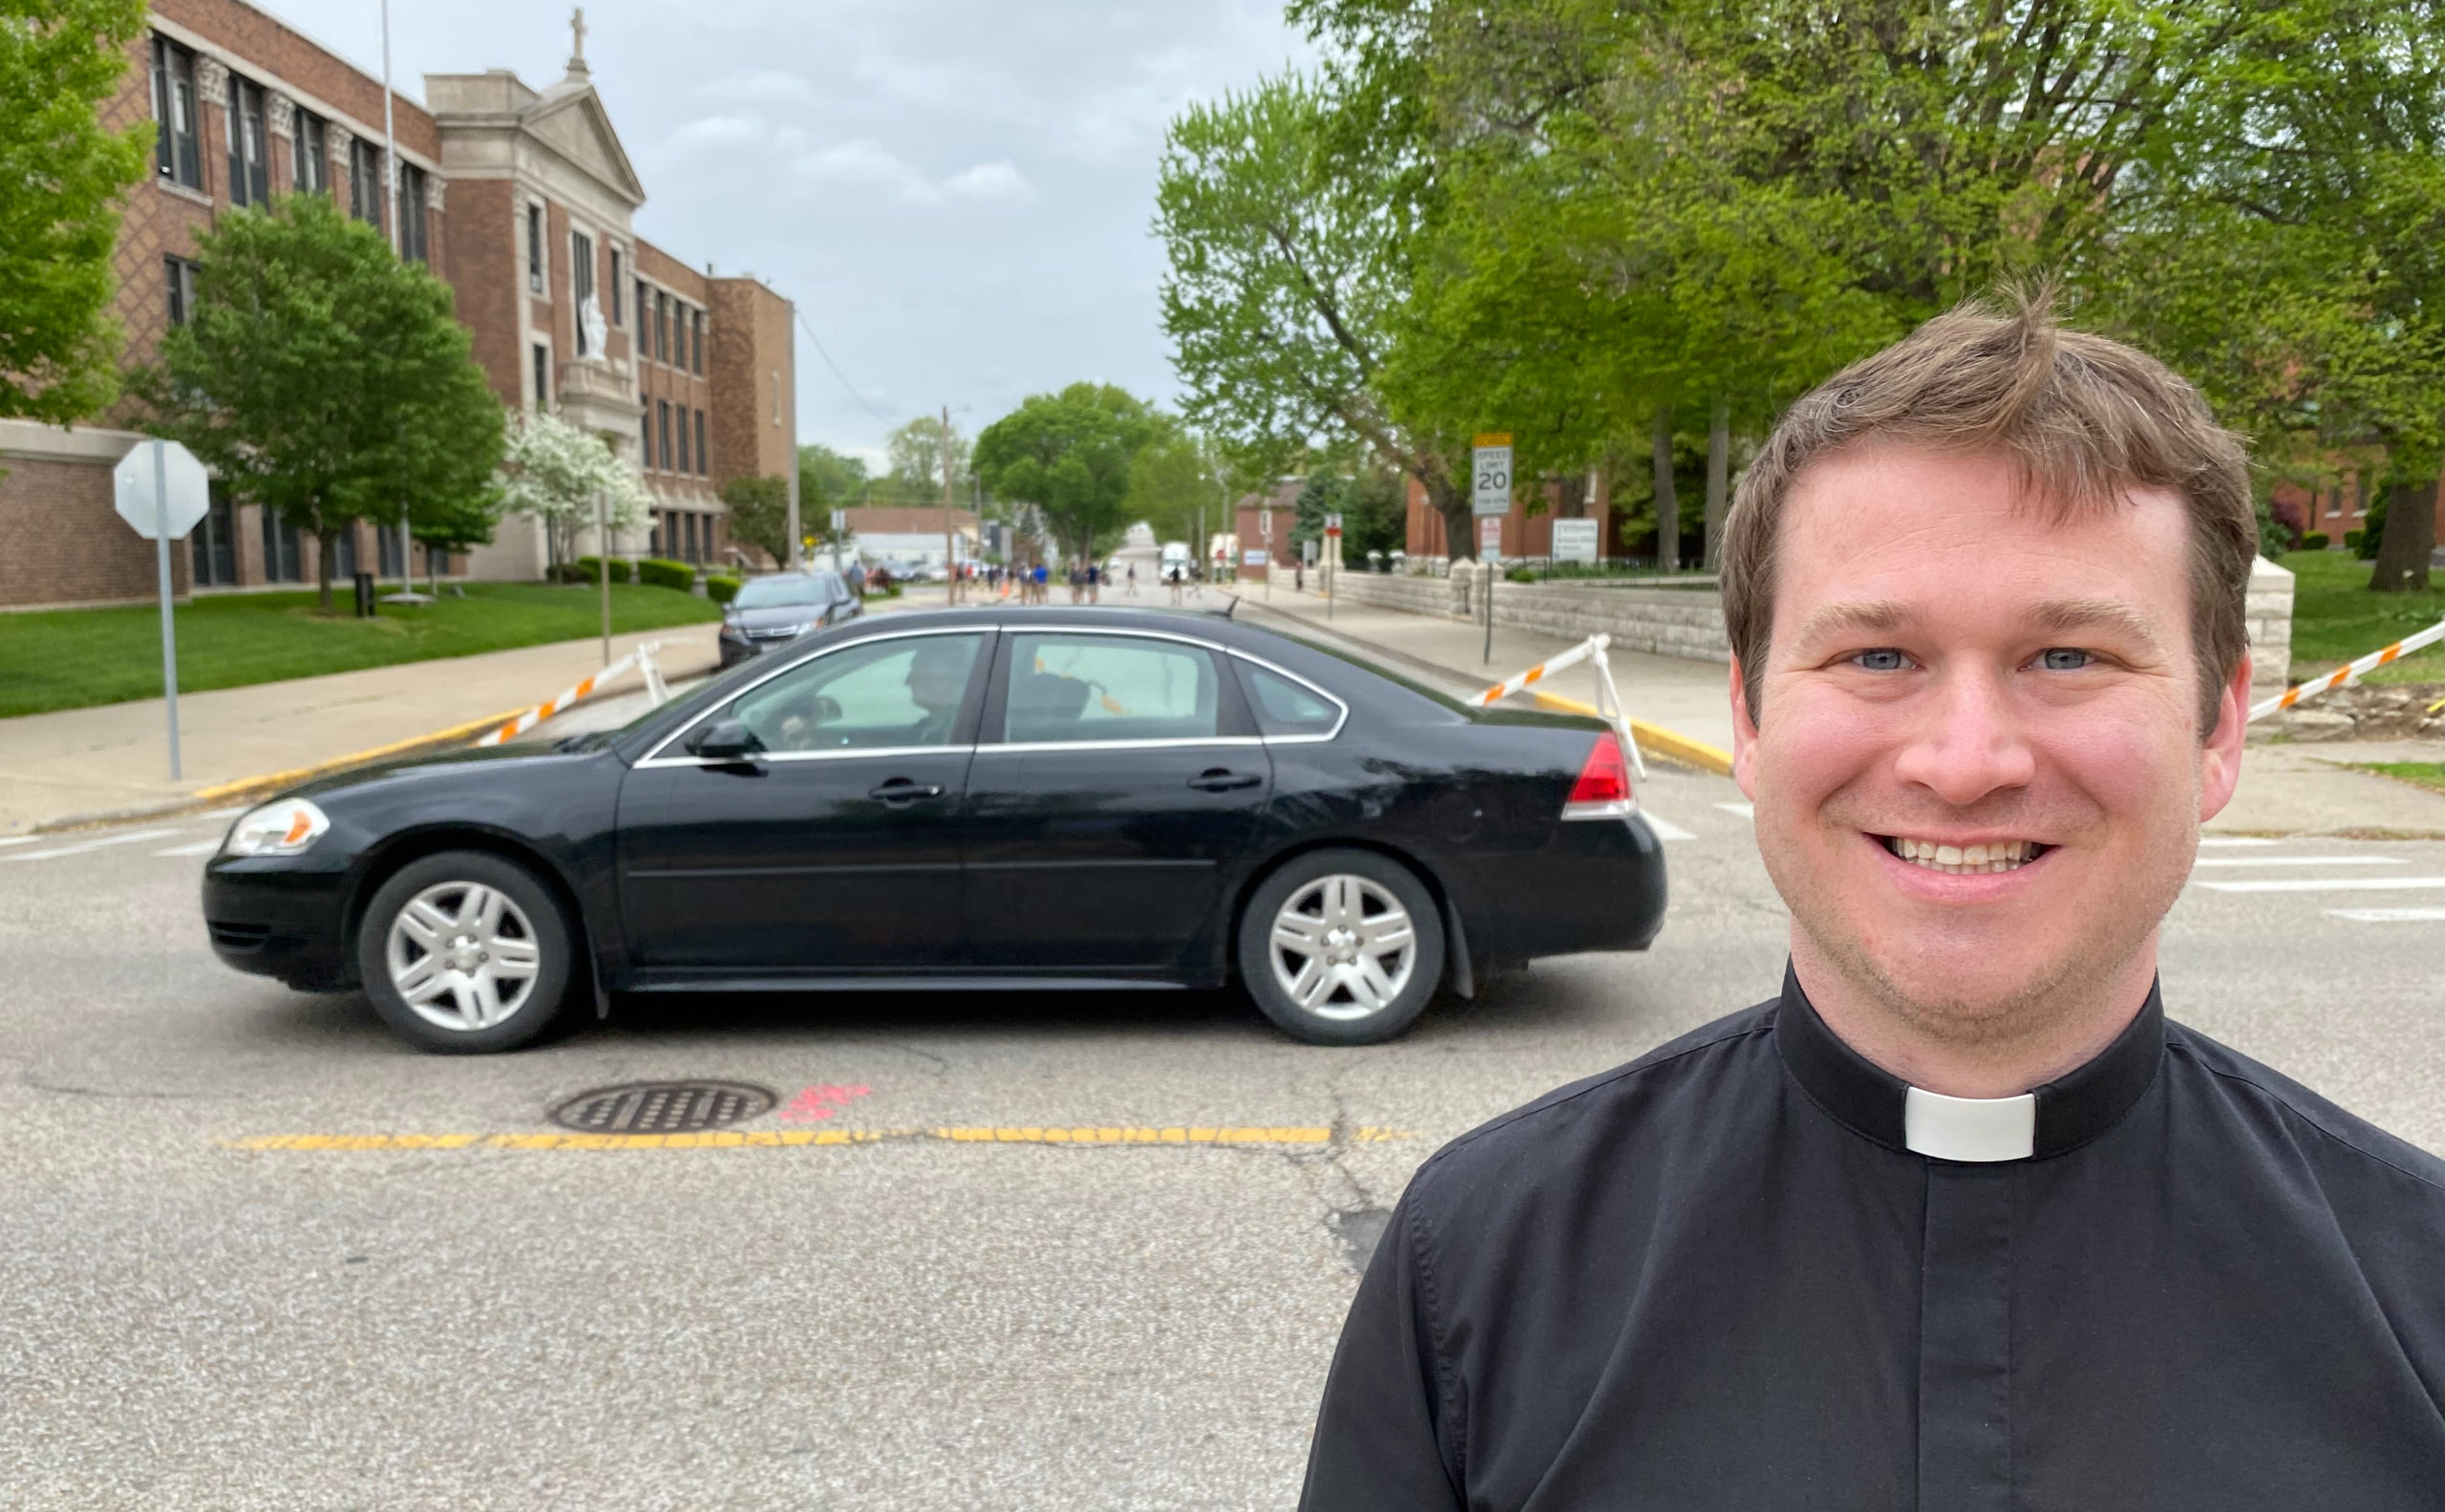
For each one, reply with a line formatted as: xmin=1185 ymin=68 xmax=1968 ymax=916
xmin=1235 ymin=661 xmax=1340 ymax=737
xmin=1004 ymin=633 xmax=1220 ymax=744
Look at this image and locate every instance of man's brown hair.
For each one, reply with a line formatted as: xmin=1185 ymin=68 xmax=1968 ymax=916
xmin=1718 ymin=292 xmax=2257 ymax=731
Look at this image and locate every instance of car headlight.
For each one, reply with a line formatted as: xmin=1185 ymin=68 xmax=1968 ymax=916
xmin=221 ymin=798 xmax=330 ymax=858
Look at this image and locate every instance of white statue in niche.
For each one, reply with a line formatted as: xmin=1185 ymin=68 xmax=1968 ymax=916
xmin=580 ymin=294 xmax=608 ymax=363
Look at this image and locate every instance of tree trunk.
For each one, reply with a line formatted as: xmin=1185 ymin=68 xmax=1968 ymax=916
xmin=2371 ymin=473 xmax=2437 ymax=593
xmin=1556 ymin=471 xmax=1588 ymax=520
xmin=1704 ymin=395 xmax=1730 ymax=570
xmin=1651 ymin=405 xmax=1679 ymax=571
xmin=314 ymin=520 xmax=336 ymax=612
xmin=1422 ymin=468 xmax=1474 ymax=561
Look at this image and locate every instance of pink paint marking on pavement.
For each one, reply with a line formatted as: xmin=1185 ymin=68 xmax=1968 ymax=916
xmin=780 ymin=1084 xmax=872 ymax=1122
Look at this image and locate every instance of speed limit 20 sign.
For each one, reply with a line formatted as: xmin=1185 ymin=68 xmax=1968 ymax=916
xmin=1472 ymin=433 xmax=1513 ymax=516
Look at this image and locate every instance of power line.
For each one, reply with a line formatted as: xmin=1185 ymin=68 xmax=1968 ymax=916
xmin=793 ymin=308 xmax=894 ymax=428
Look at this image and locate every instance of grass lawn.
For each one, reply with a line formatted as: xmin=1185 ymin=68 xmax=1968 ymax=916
xmin=0 ymin=582 xmax=721 ymax=719
xmin=2352 ymin=762 xmax=2445 ymax=795
xmin=2278 ymin=550 xmax=2445 ymax=685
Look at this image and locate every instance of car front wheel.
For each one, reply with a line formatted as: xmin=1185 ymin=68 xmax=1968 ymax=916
xmin=356 ymin=850 xmax=580 ymax=1054
xmin=1238 ymin=848 xmax=1445 ymax=1046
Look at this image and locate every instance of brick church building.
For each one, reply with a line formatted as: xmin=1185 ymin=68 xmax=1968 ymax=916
xmin=0 ymin=0 xmax=795 ymax=609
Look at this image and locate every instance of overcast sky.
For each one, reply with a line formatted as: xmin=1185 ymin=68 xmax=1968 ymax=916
xmin=263 ymin=0 xmax=1315 ymax=468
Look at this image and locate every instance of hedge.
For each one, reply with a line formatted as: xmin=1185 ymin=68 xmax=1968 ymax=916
xmin=705 ymin=575 xmax=742 ymax=605
xmin=2302 ymin=531 xmax=2330 ymax=552
xmin=569 ymin=556 xmax=632 ymax=585
xmin=635 ymin=557 xmax=695 ymax=592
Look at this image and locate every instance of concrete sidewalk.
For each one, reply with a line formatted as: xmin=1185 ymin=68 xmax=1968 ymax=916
xmin=0 ymin=625 xmax=719 ymax=835
xmin=1234 ymin=581 xmax=2445 ymax=839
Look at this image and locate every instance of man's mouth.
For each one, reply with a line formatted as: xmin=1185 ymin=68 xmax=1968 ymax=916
xmin=1880 ymin=836 xmax=2049 ymax=875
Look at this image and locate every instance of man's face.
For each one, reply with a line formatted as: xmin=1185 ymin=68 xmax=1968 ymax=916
xmin=1732 ymin=445 xmax=2249 ymax=1042
xmin=908 ymin=653 xmax=966 ymax=713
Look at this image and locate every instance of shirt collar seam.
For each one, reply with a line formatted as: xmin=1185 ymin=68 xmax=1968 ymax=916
xmin=2177 ymin=1042 xmax=2445 ymax=1201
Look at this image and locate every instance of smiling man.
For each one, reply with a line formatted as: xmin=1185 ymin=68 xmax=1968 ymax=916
xmin=1299 ymin=299 xmax=2445 ymax=1510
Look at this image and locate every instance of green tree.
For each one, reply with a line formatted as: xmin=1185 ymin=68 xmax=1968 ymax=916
xmin=496 ymin=409 xmax=649 ymax=571
xmin=973 ymin=383 xmax=1158 ymax=564
xmin=141 ymin=196 xmax=506 ymax=608
xmin=798 ymin=442 xmax=871 ymax=513
xmin=876 ymin=414 xmax=969 ymax=504
xmin=717 ymin=475 xmax=792 ymax=567
xmin=1121 ymin=417 xmax=1228 ymax=546
xmin=0 ymin=0 xmax=150 ymax=427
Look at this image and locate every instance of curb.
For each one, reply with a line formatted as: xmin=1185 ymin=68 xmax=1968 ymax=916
xmin=1232 ymin=597 xmax=1735 ymax=776
xmin=28 ymin=707 xmax=525 ymax=835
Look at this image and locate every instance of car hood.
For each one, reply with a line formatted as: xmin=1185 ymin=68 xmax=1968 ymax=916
xmin=726 ymin=604 xmax=826 ymax=631
xmin=289 ymin=738 xmax=603 ymax=804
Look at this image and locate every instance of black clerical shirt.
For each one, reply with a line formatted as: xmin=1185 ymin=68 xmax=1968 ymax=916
xmin=1301 ymin=971 xmax=2445 ymax=1510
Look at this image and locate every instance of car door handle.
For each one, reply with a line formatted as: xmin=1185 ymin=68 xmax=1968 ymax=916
xmin=868 ymin=779 xmax=946 ymax=804
xmin=1188 ymin=769 xmax=1262 ymax=792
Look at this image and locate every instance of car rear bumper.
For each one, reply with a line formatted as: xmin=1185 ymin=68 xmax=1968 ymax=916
xmin=202 ymin=861 xmax=355 ymax=990
xmin=1498 ymin=805 xmax=1668 ymax=960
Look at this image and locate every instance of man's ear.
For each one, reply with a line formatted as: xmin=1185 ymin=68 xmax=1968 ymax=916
xmin=1730 ymin=653 xmax=1761 ymax=801
xmin=2197 ymin=650 xmax=2252 ymax=822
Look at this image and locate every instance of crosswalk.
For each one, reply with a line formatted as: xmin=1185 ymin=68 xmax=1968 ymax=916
xmin=0 ymin=813 xmax=236 ymax=867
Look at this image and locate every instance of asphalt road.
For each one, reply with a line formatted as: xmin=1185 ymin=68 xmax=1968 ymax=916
xmin=4 ymin=768 xmax=2442 ymax=1509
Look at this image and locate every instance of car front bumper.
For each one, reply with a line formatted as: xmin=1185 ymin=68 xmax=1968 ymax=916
xmin=202 ymin=857 xmax=355 ymax=990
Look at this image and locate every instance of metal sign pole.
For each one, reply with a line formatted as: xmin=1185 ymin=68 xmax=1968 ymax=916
xmin=153 ymin=438 xmax=181 ymax=778
xmin=595 ymin=487 xmax=611 ymax=667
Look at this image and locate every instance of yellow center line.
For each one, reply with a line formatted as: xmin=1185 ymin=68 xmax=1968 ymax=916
xmin=225 ymin=1125 xmax=1417 ymax=1152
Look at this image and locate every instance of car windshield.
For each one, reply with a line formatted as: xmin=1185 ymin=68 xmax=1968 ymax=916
xmin=734 ymin=575 xmax=840 ymax=609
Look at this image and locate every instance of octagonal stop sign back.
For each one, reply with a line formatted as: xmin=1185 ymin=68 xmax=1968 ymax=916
xmin=113 ymin=438 xmax=212 ymax=541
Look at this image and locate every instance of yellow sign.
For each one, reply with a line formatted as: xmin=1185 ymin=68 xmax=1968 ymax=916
xmin=1473 ymin=432 xmax=1513 ymax=447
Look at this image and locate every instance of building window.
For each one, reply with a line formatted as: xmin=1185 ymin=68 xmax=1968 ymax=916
xmin=675 ymin=399 xmax=691 ymax=473
xmin=331 ymin=525 xmax=357 ymax=580
xmin=151 ymin=36 xmax=202 ymax=189
xmin=608 ymin=249 xmax=624 ymax=325
xmin=262 ymin=509 xmax=303 ymax=583
xmin=692 ymin=309 xmax=706 ymax=375
xmin=694 ymin=409 xmax=708 ymax=476
xmin=532 ymin=343 xmax=549 ymax=410
xmin=634 ymin=279 xmax=649 ymax=345
xmin=527 ymin=203 xmax=544 ymax=293
xmin=349 ymin=137 xmax=384 ymax=226
xmin=658 ymin=399 xmax=672 ymax=471
xmin=639 ymin=395 xmax=652 ymax=469
xmin=570 ymin=230 xmax=593 ymax=353
xmin=670 ymin=303 xmax=686 ymax=372
xmin=684 ymin=512 xmax=700 ymax=564
xmin=164 ymin=257 xmax=200 ymax=327
xmin=226 ymin=75 xmax=268 ymax=207
xmin=190 ymin=488 xmax=237 ymax=586
xmin=292 ymin=108 xmax=327 ymax=195
xmin=655 ymin=290 xmax=670 ymax=364
xmin=396 ymin=163 xmax=429 ymax=263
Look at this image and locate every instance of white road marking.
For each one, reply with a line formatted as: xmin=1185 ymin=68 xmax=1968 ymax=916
xmin=1642 ymin=812 xmax=1697 ymax=841
xmin=2192 ymin=856 xmax=2404 ymax=868
xmin=154 ymin=841 xmax=223 ymax=857
xmin=1715 ymin=801 xmax=1754 ymax=819
xmin=0 ymin=829 xmax=181 ymax=862
xmin=196 ymin=807 xmax=246 ymax=819
xmin=2325 ymin=907 xmax=2445 ymax=923
xmin=2199 ymin=837 xmax=2280 ymax=847
xmin=2194 ymin=877 xmax=2445 ymax=894
xmin=0 ymin=836 xmax=43 ymax=849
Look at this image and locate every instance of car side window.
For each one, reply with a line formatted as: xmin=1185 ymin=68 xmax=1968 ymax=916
xmin=1235 ymin=661 xmax=1341 ymax=737
xmin=724 ymin=633 xmax=985 ymax=754
xmin=1003 ymin=633 xmax=1220 ymax=745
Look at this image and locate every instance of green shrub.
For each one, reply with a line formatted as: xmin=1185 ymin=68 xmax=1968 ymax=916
xmin=2302 ymin=531 xmax=2330 ymax=552
xmin=2345 ymin=529 xmax=2365 ymax=552
xmin=705 ymin=574 xmax=742 ymax=605
xmin=571 ymin=556 xmax=632 ymax=585
xmin=1505 ymin=565 xmax=1539 ymax=584
xmin=2355 ymin=498 xmax=2387 ymax=560
xmin=635 ymin=557 xmax=695 ymax=592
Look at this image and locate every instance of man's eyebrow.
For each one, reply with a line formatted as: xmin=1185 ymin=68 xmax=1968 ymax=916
xmin=1788 ymin=600 xmax=1914 ymax=646
xmin=2031 ymin=597 xmax=2165 ymax=650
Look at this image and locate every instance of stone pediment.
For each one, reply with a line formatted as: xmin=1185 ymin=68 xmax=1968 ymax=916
xmin=525 ymin=87 xmax=645 ymax=206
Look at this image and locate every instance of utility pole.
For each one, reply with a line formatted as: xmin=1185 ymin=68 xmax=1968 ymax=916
xmin=784 ymin=296 xmax=802 ymax=572
xmin=380 ymin=0 xmax=413 ymax=593
xmin=941 ymin=405 xmax=958 ymax=605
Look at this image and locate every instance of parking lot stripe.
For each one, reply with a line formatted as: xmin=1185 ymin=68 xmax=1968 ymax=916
xmin=2325 ymin=907 xmax=2445 ymax=923
xmin=2193 ymin=877 xmax=2445 ymax=894
xmin=153 ymin=841 xmax=223 ymax=857
xmin=1716 ymin=801 xmax=1754 ymax=819
xmin=2199 ymin=837 xmax=2280 ymax=847
xmin=3 ymin=828 xmax=181 ymax=862
xmin=2192 ymin=856 xmax=2404 ymax=868
xmin=1642 ymin=812 xmax=1697 ymax=841
xmin=227 ymin=1125 xmax=1414 ymax=1152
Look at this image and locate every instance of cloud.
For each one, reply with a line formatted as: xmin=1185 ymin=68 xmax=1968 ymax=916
xmin=941 ymin=160 xmax=1031 ymax=202
xmin=718 ymin=69 xmax=816 ymax=102
xmin=666 ymin=114 xmax=765 ymax=153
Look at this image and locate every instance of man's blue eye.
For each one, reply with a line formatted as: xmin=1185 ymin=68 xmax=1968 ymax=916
xmin=2040 ymin=649 xmax=2092 ymax=671
xmin=1855 ymin=650 xmax=1907 ymax=671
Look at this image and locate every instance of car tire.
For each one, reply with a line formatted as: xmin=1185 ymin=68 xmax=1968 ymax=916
xmin=1238 ymin=848 xmax=1445 ymax=1046
xmin=356 ymin=850 xmax=581 ymax=1054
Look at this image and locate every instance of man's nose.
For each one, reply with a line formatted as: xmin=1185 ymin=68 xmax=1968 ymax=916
xmin=1889 ymin=664 xmax=2036 ymax=804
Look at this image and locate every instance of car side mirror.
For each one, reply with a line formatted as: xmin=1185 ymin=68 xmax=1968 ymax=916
xmin=691 ymin=717 xmax=764 ymax=761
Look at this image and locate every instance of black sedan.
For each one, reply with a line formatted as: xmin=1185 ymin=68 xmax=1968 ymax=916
xmin=203 ymin=608 xmax=1666 ymax=1052
xmin=714 ymin=569 xmax=862 ymax=669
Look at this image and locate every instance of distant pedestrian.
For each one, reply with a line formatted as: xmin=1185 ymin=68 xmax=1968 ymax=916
xmin=1126 ymin=564 xmax=1138 ymax=596
xmin=1086 ymin=563 xmax=1102 ymax=604
xmin=1032 ymin=562 xmax=1048 ymax=604
xmin=1167 ymin=564 xmax=1184 ymax=606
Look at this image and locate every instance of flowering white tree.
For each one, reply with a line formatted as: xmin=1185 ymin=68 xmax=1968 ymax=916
xmin=498 ymin=410 xmax=653 ymax=567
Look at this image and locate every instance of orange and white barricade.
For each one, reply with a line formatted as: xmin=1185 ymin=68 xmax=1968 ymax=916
xmin=1467 ymin=633 xmax=1646 ymax=778
xmin=2249 ymin=617 xmax=2445 ymax=723
xmin=478 ymin=640 xmax=668 ymax=747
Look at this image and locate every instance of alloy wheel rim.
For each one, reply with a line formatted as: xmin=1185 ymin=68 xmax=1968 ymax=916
xmin=1268 ymin=874 xmax=1417 ymax=1021
xmin=385 ymin=881 xmax=542 ymax=1033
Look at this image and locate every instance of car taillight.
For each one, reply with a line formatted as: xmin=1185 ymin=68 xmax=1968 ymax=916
xmin=1563 ymin=731 xmax=1632 ymax=817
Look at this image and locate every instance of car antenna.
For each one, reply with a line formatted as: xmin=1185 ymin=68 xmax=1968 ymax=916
xmin=1207 ymin=595 xmax=1239 ymax=621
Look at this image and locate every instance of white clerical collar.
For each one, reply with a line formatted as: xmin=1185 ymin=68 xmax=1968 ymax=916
xmin=1903 ymin=1086 xmax=2037 ymax=1162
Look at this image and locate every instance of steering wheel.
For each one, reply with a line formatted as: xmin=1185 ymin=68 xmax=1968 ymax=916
xmin=775 ymin=694 xmax=846 ymax=751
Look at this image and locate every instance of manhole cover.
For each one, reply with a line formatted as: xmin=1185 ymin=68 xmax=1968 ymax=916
xmin=548 ymin=1080 xmax=776 ymax=1134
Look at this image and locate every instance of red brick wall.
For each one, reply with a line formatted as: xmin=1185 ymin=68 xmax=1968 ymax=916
xmin=706 ymin=276 xmax=792 ymax=487
xmin=441 ymin=178 xmax=520 ymax=409
xmin=634 ymin=240 xmax=713 ymax=501
xmin=0 ymin=455 xmax=188 ymax=607
xmin=155 ymin=0 xmax=440 ymax=160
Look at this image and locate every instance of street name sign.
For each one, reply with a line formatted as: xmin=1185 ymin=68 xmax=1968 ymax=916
xmin=1550 ymin=518 xmax=1599 ymax=564
xmin=1472 ymin=433 xmax=1513 ymax=517
xmin=114 ymin=437 xmax=210 ymax=780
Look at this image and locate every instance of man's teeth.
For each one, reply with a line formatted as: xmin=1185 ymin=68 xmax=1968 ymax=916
xmin=1887 ymin=837 xmax=2039 ymax=874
